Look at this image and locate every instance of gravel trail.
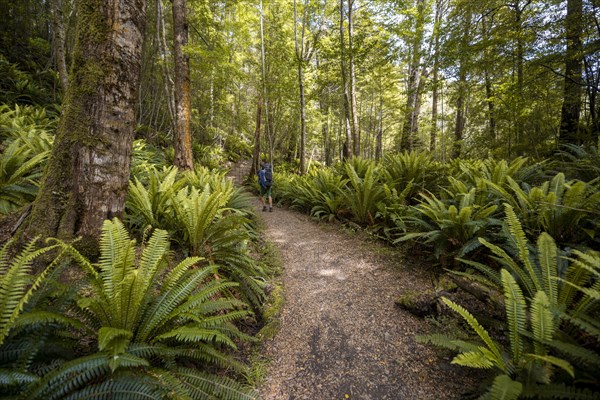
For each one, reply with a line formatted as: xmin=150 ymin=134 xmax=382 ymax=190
xmin=255 ymin=202 xmax=477 ymax=400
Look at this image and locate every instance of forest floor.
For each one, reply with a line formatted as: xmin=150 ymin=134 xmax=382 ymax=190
xmin=251 ymin=200 xmax=482 ymax=400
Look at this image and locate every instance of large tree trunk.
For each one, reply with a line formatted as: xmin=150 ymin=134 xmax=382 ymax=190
xmin=172 ymin=0 xmax=193 ymax=170
xmin=347 ymin=0 xmax=360 ymax=157
xmin=50 ymin=0 xmax=69 ymax=93
xmin=559 ymin=0 xmax=583 ymax=145
xmin=23 ymin=0 xmax=147 ymax=245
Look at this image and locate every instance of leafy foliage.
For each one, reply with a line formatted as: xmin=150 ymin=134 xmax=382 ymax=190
xmin=33 ymin=219 xmax=259 ymax=400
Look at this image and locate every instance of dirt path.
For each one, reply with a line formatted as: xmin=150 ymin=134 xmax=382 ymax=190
xmin=255 ymin=202 xmax=477 ymax=400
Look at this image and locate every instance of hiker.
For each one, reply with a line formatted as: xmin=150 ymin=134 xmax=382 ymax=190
xmin=258 ymin=160 xmax=273 ymax=212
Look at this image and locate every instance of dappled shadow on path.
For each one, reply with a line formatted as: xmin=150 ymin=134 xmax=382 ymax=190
xmin=256 ymin=202 xmax=478 ymax=400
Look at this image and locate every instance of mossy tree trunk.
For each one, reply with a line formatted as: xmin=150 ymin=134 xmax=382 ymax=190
xmin=23 ymin=0 xmax=147 ymax=245
xmin=172 ymin=0 xmax=193 ymax=170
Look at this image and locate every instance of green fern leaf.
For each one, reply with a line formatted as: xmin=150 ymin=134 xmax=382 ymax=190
xmin=501 ymin=269 xmax=526 ymax=364
xmin=485 ymin=374 xmax=523 ymax=400
xmin=530 ymin=291 xmax=554 ymax=355
xmin=441 ymin=297 xmax=506 ymax=372
xmin=537 ymin=233 xmax=558 ymax=305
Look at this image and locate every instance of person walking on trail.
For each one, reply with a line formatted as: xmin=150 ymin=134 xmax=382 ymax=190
xmin=258 ymin=160 xmax=273 ymax=212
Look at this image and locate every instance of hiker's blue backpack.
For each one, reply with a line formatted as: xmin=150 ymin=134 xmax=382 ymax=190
xmin=264 ymin=163 xmax=273 ymax=187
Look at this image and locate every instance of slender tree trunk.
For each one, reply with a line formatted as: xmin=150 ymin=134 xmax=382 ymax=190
xmin=294 ymin=0 xmax=307 ymax=175
xmin=515 ymin=3 xmax=524 ymax=149
xmin=430 ymin=0 xmax=443 ymax=151
xmin=24 ymin=0 xmax=147 ymax=244
xmin=50 ymin=0 xmax=69 ymax=93
xmin=347 ymin=0 xmax=359 ymax=156
xmin=259 ymin=0 xmax=273 ymax=164
xmin=375 ymin=90 xmax=383 ymax=161
xmin=250 ymin=102 xmax=262 ymax=177
xmin=401 ymin=0 xmax=426 ymax=151
xmin=584 ymin=58 xmax=599 ymax=144
xmin=339 ymin=0 xmax=351 ymax=159
xmin=482 ymin=15 xmax=496 ymax=142
xmin=559 ymin=0 xmax=583 ymax=145
xmin=453 ymin=9 xmax=471 ymax=158
xmin=157 ymin=0 xmax=175 ymax=130
xmin=172 ymin=0 xmax=193 ymax=170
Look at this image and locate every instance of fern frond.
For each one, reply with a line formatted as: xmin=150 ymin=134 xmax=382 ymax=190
xmin=524 ymin=354 xmax=574 ymax=378
xmin=483 ymin=374 xmax=523 ymax=400
xmin=521 ymin=383 xmax=599 ymax=399
xmin=546 ymin=339 xmax=600 ymax=367
xmin=0 ymin=368 xmax=38 ymax=386
xmin=501 ymin=270 xmax=527 ymax=364
xmin=441 ymin=297 xmax=505 ymax=372
xmin=530 ymin=291 xmax=554 ymax=355
xmin=451 ymin=349 xmax=496 ymax=369
xmin=174 ymin=367 xmax=258 ymax=400
xmin=537 ymin=233 xmax=558 ymax=305
xmin=60 ymin=371 xmax=168 ymax=400
xmin=504 ymin=204 xmax=540 ymax=292
xmin=19 ymin=353 xmax=111 ymax=400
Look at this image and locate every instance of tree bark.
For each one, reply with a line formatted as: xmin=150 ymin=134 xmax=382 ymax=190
xmin=250 ymin=102 xmax=262 ymax=177
xmin=430 ymin=0 xmax=443 ymax=152
xmin=375 ymin=90 xmax=383 ymax=161
xmin=559 ymin=0 xmax=583 ymax=145
xmin=401 ymin=0 xmax=426 ymax=151
xmin=172 ymin=0 xmax=193 ymax=170
xmin=259 ymin=0 xmax=273 ymax=164
xmin=482 ymin=15 xmax=496 ymax=143
xmin=339 ymin=0 xmax=352 ymax=159
xmin=23 ymin=0 xmax=147 ymax=245
xmin=157 ymin=0 xmax=176 ymax=130
xmin=347 ymin=0 xmax=360 ymax=156
xmin=294 ymin=0 xmax=307 ymax=175
xmin=452 ymin=9 xmax=471 ymax=159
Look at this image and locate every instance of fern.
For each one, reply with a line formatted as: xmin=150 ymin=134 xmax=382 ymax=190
xmin=501 ymin=270 xmax=527 ymax=365
xmin=41 ymin=219 xmax=257 ymax=399
xmin=482 ymin=374 xmax=523 ymax=400
xmin=0 ymin=238 xmax=61 ymax=345
xmin=441 ymin=297 xmax=506 ymax=372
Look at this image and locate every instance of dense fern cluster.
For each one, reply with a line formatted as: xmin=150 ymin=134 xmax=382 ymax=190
xmin=273 ymin=150 xmax=600 ymax=398
xmin=0 ymin=220 xmax=259 ymax=399
xmin=0 ymin=121 xmax=264 ymax=397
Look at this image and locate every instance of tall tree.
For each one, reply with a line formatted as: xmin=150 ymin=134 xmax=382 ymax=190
xmin=347 ymin=0 xmax=360 ymax=156
xmin=401 ymin=0 xmax=426 ymax=151
xmin=294 ymin=0 xmax=308 ymax=174
xmin=430 ymin=0 xmax=444 ymax=152
xmin=559 ymin=0 xmax=583 ymax=145
xmin=452 ymin=5 xmax=471 ymax=158
xmin=172 ymin=0 xmax=193 ymax=170
xmin=23 ymin=0 xmax=147 ymax=243
xmin=339 ymin=0 xmax=352 ymax=159
xmin=50 ymin=0 xmax=69 ymax=93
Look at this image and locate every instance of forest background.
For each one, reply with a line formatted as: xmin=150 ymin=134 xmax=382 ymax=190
xmin=0 ymin=0 xmax=599 ymax=399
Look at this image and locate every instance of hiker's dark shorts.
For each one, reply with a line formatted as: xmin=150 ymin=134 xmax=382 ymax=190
xmin=260 ymin=185 xmax=272 ymax=198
